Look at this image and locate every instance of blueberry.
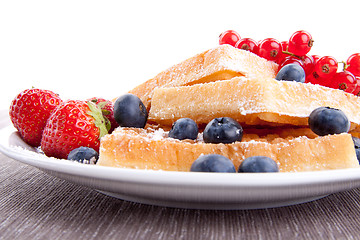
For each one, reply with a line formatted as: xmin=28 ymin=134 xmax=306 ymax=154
xmin=351 ymin=137 xmax=360 ymax=164
xmin=238 ymin=156 xmax=279 ymax=173
xmin=190 ymin=154 xmax=236 ymax=173
xmin=168 ymin=118 xmax=198 ymax=140
xmin=113 ymin=94 xmax=148 ymax=128
xmin=308 ymin=107 xmax=350 ymax=136
xmin=203 ymin=117 xmax=243 ymax=144
xmin=352 ymin=136 xmax=360 ymax=149
xmin=67 ymin=147 xmax=99 ymax=164
xmin=355 ymin=148 xmax=360 ymax=164
xmin=275 ymin=64 xmax=305 ymax=83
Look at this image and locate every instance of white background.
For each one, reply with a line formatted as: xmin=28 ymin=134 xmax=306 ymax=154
xmin=1 ymin=0 xmax=359 ymax=111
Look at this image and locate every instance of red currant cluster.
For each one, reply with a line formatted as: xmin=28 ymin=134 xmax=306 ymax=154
xmin=219 ymin=30 xmax=360 ymax=96
xmin=308 ymin=55 xmax=360 ymax=95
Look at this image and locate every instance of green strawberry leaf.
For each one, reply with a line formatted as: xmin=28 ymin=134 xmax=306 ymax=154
xmin=97 ymin=101 xmax=110 ymax=109
xmin=102 ymin=109 xmax=111 ymax=116
xmin=87 ymin=101 xmax=108 ymax=139
xmin=103 ymin=116 xmax=111 ymax=132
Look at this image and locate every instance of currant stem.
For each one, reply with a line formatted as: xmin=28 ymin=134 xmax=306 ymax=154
xmin=340 ymin=61 xmax=348 ymax=71
xmin=282 ymin=51 xmax=304 ymax=60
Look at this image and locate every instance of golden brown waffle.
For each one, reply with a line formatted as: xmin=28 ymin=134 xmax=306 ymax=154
xmin=128 ymin=45 xmax=278 ymax=110
xmin=97 ymin=126 xmax=358 ymax=172
xmin=148 ymin=77 xmax=360 ymax=131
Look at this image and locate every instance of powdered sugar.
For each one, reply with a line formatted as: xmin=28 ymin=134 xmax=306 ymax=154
xmin=148 ymin=128 xmax=167 ymax=141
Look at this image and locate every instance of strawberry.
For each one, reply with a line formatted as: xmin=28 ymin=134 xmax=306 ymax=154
xmin=40 ymin=100 xmax=108 ymax=159
xmin=9 ymin=88 xmax=62 ymax=147
xmin=87 ymin=97 xmax=119 ymax=133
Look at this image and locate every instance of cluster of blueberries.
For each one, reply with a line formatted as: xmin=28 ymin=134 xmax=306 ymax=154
xmin=168 ymin=116 xmax=279 ymax=173
xmin=68 ymin=86 xmax=359 ymax=173
xmin=167 ymin=105 xmax=355 ymax=173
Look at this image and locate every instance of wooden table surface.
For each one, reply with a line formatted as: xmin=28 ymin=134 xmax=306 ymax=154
xmin=1 ymin=109 xmax=360 ymax=240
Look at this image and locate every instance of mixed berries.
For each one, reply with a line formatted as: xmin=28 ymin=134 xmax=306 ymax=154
xmin=88 ymin=97 xmax=119 ymax=133
xmin=8 ymin=87 xmax=278 ymax=172
xmin=9 ymin=88 xmax=118 ymax=162
xmin=40 ymin=100 xmax=108 ymax=159
xmin=219 ymin=29 xmax=360 ymax=96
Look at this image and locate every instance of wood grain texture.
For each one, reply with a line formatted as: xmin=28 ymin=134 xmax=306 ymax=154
xmin=2 ymin=154 xmax=360 ymax=240
xmin=1 ymin=110 xmax=360 ymax=240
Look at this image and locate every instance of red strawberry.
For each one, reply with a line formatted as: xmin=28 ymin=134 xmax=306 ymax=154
xmin=87 ymin=97 xmax=119 ymax=133
xmin=9 ymin=88 xmax=62 ymax=147
xmin=40 ymin=100 xmax=108 ymax=159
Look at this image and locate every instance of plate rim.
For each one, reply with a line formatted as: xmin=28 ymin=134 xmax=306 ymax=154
xmin=3 ymin=125 xmax=360 ymax=209
xmin=1 ymin=125 xmax=360 ymax=188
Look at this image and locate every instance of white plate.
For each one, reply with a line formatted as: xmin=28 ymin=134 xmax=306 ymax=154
xmin=1 ymin=125 xmax=360 ymax=210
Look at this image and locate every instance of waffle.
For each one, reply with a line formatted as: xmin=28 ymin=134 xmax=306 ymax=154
xmin=148 ymin=77 xmax=360 ymax=131
xmin=98 ymin=45 xmax=360 ymax=172
xmin=128 ymin=45 xmax=278 ymax=110
xmin=97 ymin=126 xmax=358 ymax=172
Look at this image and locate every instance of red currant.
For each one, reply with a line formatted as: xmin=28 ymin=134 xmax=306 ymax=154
xmin=258 ymin=38 xmax=282 ymax=62
xmin=235 ymin=38 xmax=259 ymax=54
xmin=278 ymin=56 xmax=304 ymax=70
xmin=288 ymin=30 xmax=314 ymax=56
xmin=306 ymin=73 xmax=324 ymax=85
xmin=276 ymin=41 xmax=289 ymax=63
xmin=346 ymin=53 xmax=360 ymax=77
xmin=313 ymin=56 xmax=338 ymax=79
xmin=219 ymin=30 xmax=241 ymax=47
xmin=323 ymin=71 xmax=356 ymax=93
xmin=352 ymin=77 xmax=360 ymax=96
xmin=312 ymin=55 xmax=321 ymax=65
xmin=302 ymin=55 xmax=315 ymax=76
xmin=281 ymin=41 xmax=289 ymax=52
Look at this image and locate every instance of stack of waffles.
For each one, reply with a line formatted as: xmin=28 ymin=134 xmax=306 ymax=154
xmin=97 ymin=45 xmax=360 ymax=172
